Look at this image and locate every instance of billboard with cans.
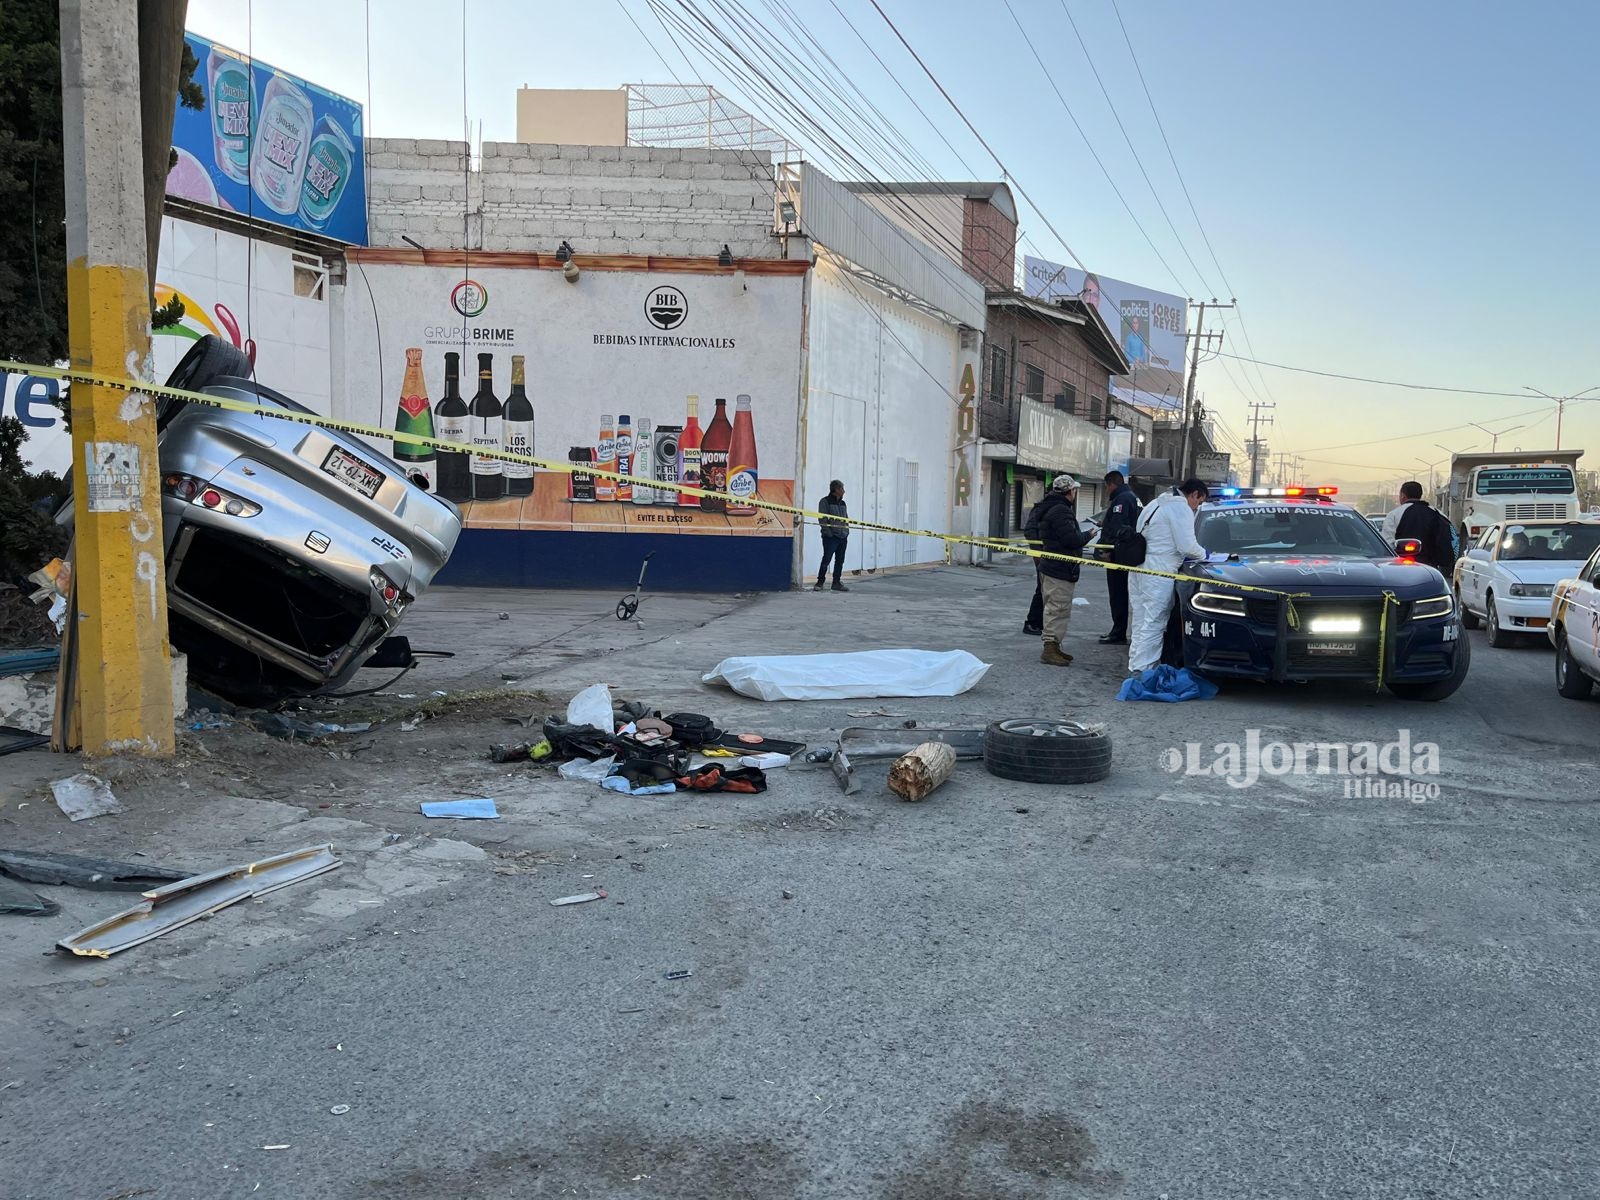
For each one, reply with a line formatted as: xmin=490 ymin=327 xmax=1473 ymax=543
xmin=338 ymin=254 xmax=806 ymax=591
xmin=167 ymin=32 xmax=368 ymax=245
xmin=1023 ymin=256 xmax=1186 ymax=411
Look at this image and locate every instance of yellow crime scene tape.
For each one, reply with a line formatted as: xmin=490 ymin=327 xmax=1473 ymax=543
xmin=5 ymin=357 xmax=1320 ymax=621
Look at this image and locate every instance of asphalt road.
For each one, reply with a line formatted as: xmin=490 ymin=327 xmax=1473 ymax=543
xmin=4 ymin=564 xmax=1598 ymax=1199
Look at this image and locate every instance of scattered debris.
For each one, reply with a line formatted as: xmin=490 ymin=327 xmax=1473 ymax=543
xmin=330 ymin=1105 xmax=351 ymax=1116
xmin=489 ymin=738 xmax=552 ymax=763
xmin=0 ymin=848 xmax=190 ymax=892
xmin=252 ymin=714 xmax=373 ymax=741
xmin=399 ymin=719 xmax=419 ymax=733
xmin=49 ymin=773 xmax=122 ymax=822
xmin=832 ymin=727 xmax=985 ymax=795
xmin=565 ymin=683 xmax=614 ymax=731
xmin=497 ymin=612 xmax=510 ymax=621
xmin=663 ymin=970 xmax=693 ymax=981
xmin=0 ymin=874 xmax=59 ymax=917
xmin=0 ymin=725 xmax=49 ymax=756
xmin=0 ymin=647 xmax=60 ymax=677
xmin=56 ymin=845 xmax=341 ymax=958
xmin=558 ymin=756 xmax=617 ymax=784
xmin=550 ymin=890 xmax=607 ymax=906
xmin=738 ymin=752 xmax=791 ymax=770
xmin=888 ymin=742 xmax=958 ymax=802
xmin=419 ymin=798 xmax=499 ymax=820
xmin=802 ymin=747 xmax=834 ymax=764
xmin=1072 ymin=596 xmax=1090 ymax=607
xmin=782 ymin=889 xmax=794 ymax=900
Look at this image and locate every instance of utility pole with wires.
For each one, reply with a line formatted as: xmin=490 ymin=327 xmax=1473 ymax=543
xmin=1245 ymin=401 xmax=1275 ymax=487
xmin=1179 ymin=300 xmax=1233 ymax=479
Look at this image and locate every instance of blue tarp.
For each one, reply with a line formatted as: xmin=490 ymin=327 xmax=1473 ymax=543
xmin=1116 ymin=666 xmax=1219 ymax=703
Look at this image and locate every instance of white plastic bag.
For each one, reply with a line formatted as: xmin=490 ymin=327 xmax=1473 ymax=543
xmin=703 ymin=649 xmax=990 ymax=702
xmin=558 ymin=755 xmax=617 ymax=783
xmin=565 ymin=683 xmax=613 ymax=731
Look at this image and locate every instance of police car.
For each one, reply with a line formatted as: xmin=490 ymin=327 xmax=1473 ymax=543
xmin=1178 ymin=487 xmax=1470 ymax=700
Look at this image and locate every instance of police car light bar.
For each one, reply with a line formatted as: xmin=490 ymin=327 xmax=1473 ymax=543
xmin=1215 ymin=486 xmax=1338 ymax=499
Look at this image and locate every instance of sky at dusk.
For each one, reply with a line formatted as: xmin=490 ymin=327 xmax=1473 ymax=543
xmin=186 ymin=0 xmax=1600 ymax=490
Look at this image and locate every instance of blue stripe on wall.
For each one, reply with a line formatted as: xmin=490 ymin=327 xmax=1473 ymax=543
xmin=437 ymin=528 xmax=796 ymax=592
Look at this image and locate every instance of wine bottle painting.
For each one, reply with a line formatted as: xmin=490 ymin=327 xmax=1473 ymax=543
xmin=386 ymin=353 xmax=788 ymax=538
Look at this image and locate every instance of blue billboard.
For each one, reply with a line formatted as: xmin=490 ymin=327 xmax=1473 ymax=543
xmin=167 ymin=33 xmax=368 ymax=245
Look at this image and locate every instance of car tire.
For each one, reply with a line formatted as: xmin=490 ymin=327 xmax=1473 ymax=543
xmin=158 ymin=335 xmax=254 ymax=431
xmin=982 ymin=718 xmax=1112 ymax=785
xmin=1485 ymin=594 xmax=1512 ymax=648
xmin=1457 ymin=588 xmax=1480 ymax=629
xmin=1555 ymin=630 xmax=1593 ymax=700
xmin=1387 ymin=627 xmax=1471 ymax=701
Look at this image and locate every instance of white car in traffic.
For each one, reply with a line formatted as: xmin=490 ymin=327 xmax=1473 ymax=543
xmin=1454 ymin=520 xmax=1600 ymax=648
xmin=1550 ymin=548 xmax=1600 ymax=699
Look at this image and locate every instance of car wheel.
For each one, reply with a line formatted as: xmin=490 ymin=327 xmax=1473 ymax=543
xmin=1484 ymin=594 xmax=1507 ymax=648
xmin=1387 ymin=628 xmax=1471 ymax=701
xmin=158 ymin=335 xmax=254 ymax=431
xmin=1555 ymin=630 xmax=1593 ymax=700
xmin=1457 ymin=588 xmax=1480 ymax=629
xmin=982 ymin=718 xmax=1112 ymax=785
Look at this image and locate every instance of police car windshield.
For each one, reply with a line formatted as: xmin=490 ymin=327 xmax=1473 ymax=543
xmin=1198 ymin=505 xmax=1394 ymax=558
xmin=1496 ymin=523 xmax=1600 ymax=561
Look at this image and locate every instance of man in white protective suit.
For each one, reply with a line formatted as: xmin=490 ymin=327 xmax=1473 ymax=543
xmin=1127 ymin=478 xmax=1213 ymax=673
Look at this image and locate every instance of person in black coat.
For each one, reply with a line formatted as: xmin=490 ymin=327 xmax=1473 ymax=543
xmin=1021 ymin=493 xmax=1050 ymax=634
xmin=1035 ymin=476 xmax=1087 ymax=665
xmin=1097 ymin=470 xmax=1142 ymax=644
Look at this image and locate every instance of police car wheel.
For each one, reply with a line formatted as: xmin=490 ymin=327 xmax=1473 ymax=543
xmin=1386 ymin=629 xmax=1471 ymax=702
xmin=1456 ymin=588 xmax=1480 ymax=629
xmin=982 ymin=719 xmax=1112 ymax=785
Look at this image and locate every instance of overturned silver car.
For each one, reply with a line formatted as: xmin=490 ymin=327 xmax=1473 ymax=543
xmin=118 ymin=337 xmax=459 ymax=704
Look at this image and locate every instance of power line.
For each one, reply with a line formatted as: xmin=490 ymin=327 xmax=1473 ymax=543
xmin=1213 ymin=350 xmax=1543 ymax=399
xmin=1049 ymin=0 xmax=1217 ymax=298
xmin=999 ymin=0 xmax=1189 ymax=295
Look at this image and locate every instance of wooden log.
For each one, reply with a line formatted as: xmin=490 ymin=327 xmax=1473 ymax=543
xmin=887 ymin=741 xmax=958 ymax=802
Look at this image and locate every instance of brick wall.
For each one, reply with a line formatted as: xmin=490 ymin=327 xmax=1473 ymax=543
xmin=980 ymin=303 xmax=1115 ymax=443
xmin=962 ymin=197 xmax=1016 ymax=291
xmin=363 ymin=138 xmax=780 ymax=259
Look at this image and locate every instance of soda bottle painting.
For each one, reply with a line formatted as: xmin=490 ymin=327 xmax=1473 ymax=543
xmin=298 ymin=116 xmax=356 ymax=231
xmin=206 ymin=45 xmax=253 ymax=184
xmin=725 ymin=394 xmax=759 ymax=515
xmin=251 ymin=74 xmax=313 ymax=216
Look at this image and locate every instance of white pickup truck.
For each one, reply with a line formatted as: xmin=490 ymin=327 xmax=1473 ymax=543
xmin=1444 ymin=450 xmax=1583 ymax=544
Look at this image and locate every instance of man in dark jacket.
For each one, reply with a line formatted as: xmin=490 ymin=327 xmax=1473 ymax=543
xmin=1097 ymin=470 xmax=1141 ymax=644
xmin=1380 ymin=480 xmax=1458 ymax=575
xmin=814 ymin=479 xmax=850 ymax=592
xmin=1036 ymin=475 xmax=1088 ymax=665
xmin=1020 ymin=493 xmax=1050 ymax=634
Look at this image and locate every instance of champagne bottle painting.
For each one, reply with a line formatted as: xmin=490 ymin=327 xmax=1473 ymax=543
xmin=389 ymin=356 xmax=766 ymax=514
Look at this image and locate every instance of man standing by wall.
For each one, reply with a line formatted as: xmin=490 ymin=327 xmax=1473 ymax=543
xmin=1098 ymin=470 xmax=1141 ymax=645
xmin=814 ymin=479 xmax=850 ymax=592
xmin=1036 ymin=476 xmax=1087 ymax=666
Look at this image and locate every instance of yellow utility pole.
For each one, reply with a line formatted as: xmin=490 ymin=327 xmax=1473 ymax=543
xmin=60 ymin=0 xmax=175 ymax=755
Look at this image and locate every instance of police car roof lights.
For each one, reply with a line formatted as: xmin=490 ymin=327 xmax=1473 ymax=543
xmin=1214 ymin=486 xmax=1337 ymax=500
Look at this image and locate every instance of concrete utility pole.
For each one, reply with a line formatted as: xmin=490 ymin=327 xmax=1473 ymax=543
xmin=1178 ymin=299 xmax=1233 ymax=479
xmin=60 ymin=0 xmax=175 ymax=755
xmin=1523 ymin=385 xmax=1600 ymax=451
xmin=1247 ymin=401 xmax=1275 ymax=488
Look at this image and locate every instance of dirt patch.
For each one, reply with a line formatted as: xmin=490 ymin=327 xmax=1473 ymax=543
xmin=739 ymin=805 xmax=857 ymax=834
xmin=887 ymin=1099 xmax=1123 ymax=1198
xmin=359 ymin=1124 xmax=804 ymax=1200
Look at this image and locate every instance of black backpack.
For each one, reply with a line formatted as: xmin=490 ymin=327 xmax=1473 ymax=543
xmin=1425 ymin=508 xmax=1459 ymax=574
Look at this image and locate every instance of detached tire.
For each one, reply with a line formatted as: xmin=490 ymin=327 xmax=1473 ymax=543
xmin=983 ymin=718 xmax=1112 ymax=785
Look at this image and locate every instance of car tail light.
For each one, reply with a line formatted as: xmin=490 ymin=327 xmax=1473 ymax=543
xmin=369 ymin=568 xmax=411 ymax=611
xmin=163 ymin=474 xmax=260 ymax=518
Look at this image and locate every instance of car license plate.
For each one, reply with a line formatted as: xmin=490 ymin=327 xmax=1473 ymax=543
xmin=1307 ymin=641 xmax=1358 ymax=656
xmin=1526 ymin=617 xmax=1549 ymax=628
xmin=321 ymin=446 xmax=386 ymax=499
